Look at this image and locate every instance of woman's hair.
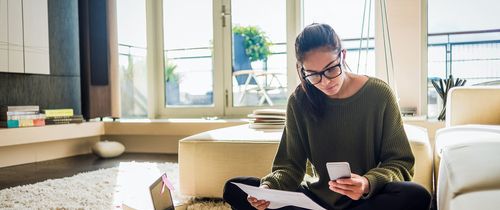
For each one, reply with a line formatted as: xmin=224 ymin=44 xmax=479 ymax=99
xmin=294 ymin=23 xmax=343 ymax=121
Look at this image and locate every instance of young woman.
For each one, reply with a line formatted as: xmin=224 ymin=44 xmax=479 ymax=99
xmin=223 ymin=23 xmax=431 ymax=210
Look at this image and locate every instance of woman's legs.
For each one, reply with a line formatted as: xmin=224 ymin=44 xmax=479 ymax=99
xmin=223 ymin=177 xmax=260 ymax=210
xmin=223 ymin=177 xmax=323 ymax=210
xmin=347 ymin=182 xmax=431 ymax=210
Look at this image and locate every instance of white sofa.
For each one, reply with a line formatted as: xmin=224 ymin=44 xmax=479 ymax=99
xmin=435 ymin=86 xmax=500 ymax=210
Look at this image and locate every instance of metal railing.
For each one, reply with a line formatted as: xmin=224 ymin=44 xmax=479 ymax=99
xmin=117 ymin=29 xmax=500 ymax=115
xmin=427 ymin=29 xmax=500 ymax=84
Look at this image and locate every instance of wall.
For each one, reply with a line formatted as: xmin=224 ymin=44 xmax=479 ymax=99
xmin=0 ymin=0 xmax=81 ymax=114
xmin=0 ymin=137 xmax=99 ymax=168
xmin=375 ymin=0 xmax=428 ymax=116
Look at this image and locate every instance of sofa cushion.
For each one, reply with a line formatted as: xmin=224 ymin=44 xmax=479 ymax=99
xmin=404 ymin=124 xmax=433 ymax=193
xmin=438 ymin=141 xmax=500 ymax=210
xmin=446 ymin=87 xmax=500 ymax=127
xmin=451 ymin=190 xmax=500 ymax=210
xmin=434 ymin=125 xmax=500 ymax=178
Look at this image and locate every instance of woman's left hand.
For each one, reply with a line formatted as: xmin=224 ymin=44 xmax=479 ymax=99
xmin=328 ymin=173 xmax=370 ymax=200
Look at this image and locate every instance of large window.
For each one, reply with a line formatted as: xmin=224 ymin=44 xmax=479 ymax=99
xmin=119 ymin=1 xmax=487 ymax=119
xmin=163 ymin=0 xmax=214 ymax=107
xmin=158 ymin=0 xmax=291 ymax=117
xmin=303 ymin=0 xmax=375 ymax=76
xmin=427 ymin=0 xmax=500 ymax=118
xmin=230 ymin=0 xmax=287 ymax=107
xmin=116 ymin=1 xmax=383 ymax=118
xmin=117 ymin=0 xmax=148 ymax=118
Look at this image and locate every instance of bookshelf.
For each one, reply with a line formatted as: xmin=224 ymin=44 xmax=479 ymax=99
xmin=0 ymin=122 xmax=104 ymax=147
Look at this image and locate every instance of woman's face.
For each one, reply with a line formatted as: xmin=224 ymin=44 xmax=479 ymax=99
xmin=302 ymin=48 xmax=345 ymax=97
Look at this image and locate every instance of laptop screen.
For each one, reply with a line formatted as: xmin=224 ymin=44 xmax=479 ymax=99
xmin=149 ymin=174 xmax=175 ymax=210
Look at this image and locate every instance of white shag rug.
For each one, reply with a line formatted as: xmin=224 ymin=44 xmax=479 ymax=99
xmin=0 ymin=162 xmax=230 ymax=210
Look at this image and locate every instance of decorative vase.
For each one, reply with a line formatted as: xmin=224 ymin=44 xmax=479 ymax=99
xmin=431 ymin=75 xmax=466 ymax=121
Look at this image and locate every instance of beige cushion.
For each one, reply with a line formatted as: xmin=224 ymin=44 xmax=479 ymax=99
xmin=179 ymin=125 xmax=281 ymax=197
xmin=437 ymin=142 xmax=500 ymax=210
xmin=179 ymin=124 xmax=433 ymax=197
xmin=434 ymin=125 xmax=500 ymax=180
xmin=404 ymin=124 xmax=433 ymax=193
xmin=446 ymin=86 xmax=500 ymax=127
xmin=451 ymin=190 xmax=500 ymax=210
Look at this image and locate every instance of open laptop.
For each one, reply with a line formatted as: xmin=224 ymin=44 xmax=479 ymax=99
xmin=149 ymin=173 xmax=175 ymax=210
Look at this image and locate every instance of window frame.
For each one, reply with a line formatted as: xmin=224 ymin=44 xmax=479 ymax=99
xmin=135 ymin=0 xmax=432 ymax=119
xmin=146 ymin=0 xmax=301 ymax=118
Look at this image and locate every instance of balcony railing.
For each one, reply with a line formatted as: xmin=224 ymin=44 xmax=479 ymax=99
xmin=118 ymin=29 xmax=500 ymax=116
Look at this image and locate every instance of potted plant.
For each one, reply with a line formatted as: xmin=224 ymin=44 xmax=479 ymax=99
xmin=164 ymin=60 xmax=180 ymax=105
xmin=431 ymin=75 xmax=466 ymax=120
xmin=232 ymin=25 xmax=272 ymax=68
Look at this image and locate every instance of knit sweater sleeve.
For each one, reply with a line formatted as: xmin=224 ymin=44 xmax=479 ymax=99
xmin=362 ymin=87 xmax=415 ymax=198
xmin=260 ymin=95 xmax=307 ymax=191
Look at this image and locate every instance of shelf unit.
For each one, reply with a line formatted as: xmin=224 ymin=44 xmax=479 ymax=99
xmin=0 ymin=122 xmax=104 ymax=147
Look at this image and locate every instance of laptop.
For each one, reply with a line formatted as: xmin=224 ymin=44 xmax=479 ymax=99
xmin=149 ymin=173 xmax=175 ymax=210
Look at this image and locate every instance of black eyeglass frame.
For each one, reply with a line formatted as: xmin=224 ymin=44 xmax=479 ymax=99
xmin=301 ymin=51 xmax=343 ymax=85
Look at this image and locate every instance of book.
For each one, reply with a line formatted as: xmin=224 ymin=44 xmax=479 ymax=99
xmin=33 ymin=118 xmax=46 ymax=126
xmin=0 ymin=112 xmax=42 ymax=121
xmin=0 ymin=120 xmax=20 ymax=128
xmin=45 ymin=115 xmax=84 ymax=125
xmin=42 ymin=109 xmax=74 ymax=117
xmin=0 ymin=118 xmax=45 ymax=128
xmin=249 ymin=123 xmax=285 ymax=129
xmin=250 ymin=119 xmax=285 ymax=123
xmin=0 ymin=105 xmax=39 ymax=112
xmin=252 ymin=109 xmax=286 ymax=116
xmin=247 ymin=114 xmax=286 ymax=120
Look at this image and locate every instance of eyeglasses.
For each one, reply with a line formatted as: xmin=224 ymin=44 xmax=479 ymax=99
xmin=301 ymin=52 xmax=343 ymax=85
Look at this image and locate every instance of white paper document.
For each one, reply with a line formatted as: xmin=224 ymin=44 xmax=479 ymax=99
xmin=232 ymin=182 xmax=326 ymax=210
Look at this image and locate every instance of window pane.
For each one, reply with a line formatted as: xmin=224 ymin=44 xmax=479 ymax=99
xmin=163 ymin=0 xmax=213 ymax=107
xmin=231 ymin=0 xmax=287 ymax=107
xmin=428 ymin=0 xmax=500 ymax=118
xmin=303 ymin=0 xmax=375 ymax=76
xmin=117 ymin=0 xmax=148 ymax=118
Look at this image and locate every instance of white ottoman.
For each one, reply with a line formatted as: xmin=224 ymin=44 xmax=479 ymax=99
xmin=179 ymin=124 xmax=433 ymax=197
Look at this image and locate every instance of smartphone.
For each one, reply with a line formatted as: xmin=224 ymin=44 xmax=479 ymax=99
xmin=326 ymin=162 xmax=351 ymax=181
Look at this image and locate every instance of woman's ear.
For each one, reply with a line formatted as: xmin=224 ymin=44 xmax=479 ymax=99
xmin=341 ymin=49 xmax=347 ymax=62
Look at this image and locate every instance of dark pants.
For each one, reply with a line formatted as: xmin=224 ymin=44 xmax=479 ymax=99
xmin=223 ymin=177 xmax=431 ymax=210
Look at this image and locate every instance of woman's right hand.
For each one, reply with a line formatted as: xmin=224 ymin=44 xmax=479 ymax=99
xmin=247 ymin=185 xmax=271 ymax=210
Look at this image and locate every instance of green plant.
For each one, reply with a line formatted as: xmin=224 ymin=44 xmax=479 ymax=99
xmin=233 ymin=25 xmax=272 ymax=62
xmin=164 ymin=59 xmax=178 ymax=83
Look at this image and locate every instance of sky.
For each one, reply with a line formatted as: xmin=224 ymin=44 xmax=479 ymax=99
xmin=117 ymin=0 xmax=500 ymax=48
xmin=115 ymin=0 xmax=500 ymax=96
xmin=428 ymin=0 xmax=500 ymax=33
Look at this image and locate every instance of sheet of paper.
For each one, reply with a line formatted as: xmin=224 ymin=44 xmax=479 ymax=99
xmin=232 ymin=182 xmax=326 ymax=210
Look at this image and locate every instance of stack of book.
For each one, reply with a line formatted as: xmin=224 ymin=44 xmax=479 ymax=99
xmin=43 ymin=109 xmax=84 ymax=125
xmin=247 ymin=109 xmax=286 ymax=129
xmin=0 ymin=105 xmax=46 ymax=128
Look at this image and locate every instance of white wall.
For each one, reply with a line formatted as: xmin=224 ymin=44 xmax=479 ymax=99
xmin=375 ymin=0 xmax=428 ymax=115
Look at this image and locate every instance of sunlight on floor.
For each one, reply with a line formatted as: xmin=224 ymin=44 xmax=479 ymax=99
xmin=112 ymin=162 xmax=166 ymax=210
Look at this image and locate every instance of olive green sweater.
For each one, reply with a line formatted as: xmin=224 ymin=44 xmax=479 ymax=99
xmin=261 ymin=77 xmax=414 ymax=209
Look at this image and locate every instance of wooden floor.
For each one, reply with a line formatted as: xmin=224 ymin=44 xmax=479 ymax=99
xmin=0 ymin=153 xmax=178 ymax=190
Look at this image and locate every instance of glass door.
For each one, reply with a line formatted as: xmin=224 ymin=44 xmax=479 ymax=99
xmin=117 ymin=0 xmax=148 ymax=118
xmin=224 ymin=0 xmax=288 ymax=116
xmin=160 ymin=0 xmax=223 ymax=117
